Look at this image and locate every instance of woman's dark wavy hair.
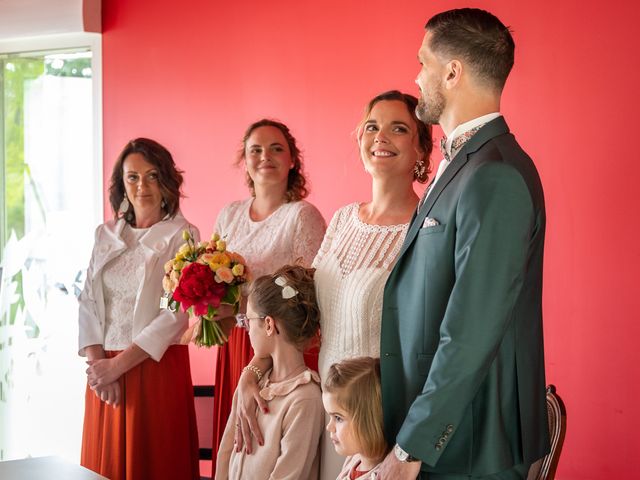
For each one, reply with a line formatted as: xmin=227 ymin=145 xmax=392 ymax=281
xmin=236 ymin=119 xmax=309 ymax=201
xmin=109 ymin=137 xmax=183 ymax=225
xmin=357 ymin=90 xmax=433 ymax=183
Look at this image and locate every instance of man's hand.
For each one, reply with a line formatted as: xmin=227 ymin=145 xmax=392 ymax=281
xmin=376 ymin=450 xmax=422 ymax=480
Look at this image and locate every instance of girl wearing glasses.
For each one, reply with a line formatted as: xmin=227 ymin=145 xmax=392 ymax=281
xmin=215 ymin=265 xmax=324 ymax=480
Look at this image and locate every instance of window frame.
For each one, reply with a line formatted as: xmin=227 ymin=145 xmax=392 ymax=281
xmin=0 ymin=32 xmax=103 ymax=256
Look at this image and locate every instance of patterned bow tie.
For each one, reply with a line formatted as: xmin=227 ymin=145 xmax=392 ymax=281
xmin=439 ymin=124 xmax=486 ymax=162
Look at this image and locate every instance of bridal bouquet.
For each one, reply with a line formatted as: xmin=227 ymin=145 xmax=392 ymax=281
xmin=161 ymin=230 xmax=248 ymax=347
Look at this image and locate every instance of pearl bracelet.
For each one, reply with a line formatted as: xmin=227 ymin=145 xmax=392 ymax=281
xmin=242 ymin=364 xmax=263 ymax=382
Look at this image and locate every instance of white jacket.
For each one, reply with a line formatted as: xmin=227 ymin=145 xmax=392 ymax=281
xmin=78 ymin=212 xmax=199 ymax=361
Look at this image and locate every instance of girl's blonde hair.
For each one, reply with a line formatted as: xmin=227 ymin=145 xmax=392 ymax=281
xmin=248 ymin=264 xmax=320 ymax=350
xmin=323 ymin=357 xmax=387 ymax=462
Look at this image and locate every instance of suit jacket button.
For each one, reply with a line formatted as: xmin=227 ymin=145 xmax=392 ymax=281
xmin=435 ymin=444 xmax=442 ymax=451
xmin=446 ymin=425 xmax=454 ymax=433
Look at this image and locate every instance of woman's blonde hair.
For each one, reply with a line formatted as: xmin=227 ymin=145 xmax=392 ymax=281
xmin=323 ymin=357 xmax=387 ymax=462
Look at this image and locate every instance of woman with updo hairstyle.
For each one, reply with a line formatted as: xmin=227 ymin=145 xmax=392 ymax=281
xmin=312 ymin=90 xmax=432 ymax=478
xmin=79 ymin=138 xmax=200 ymax=479
xmin=215 ymin=265 xmax=324 ymax=480
xmin=231 ymin=91 xmax=433 ymax=479
xmin=211 ymin=119 xmax=326 ymax=467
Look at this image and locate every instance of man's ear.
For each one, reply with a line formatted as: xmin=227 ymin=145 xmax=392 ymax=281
xmin=444 ymin=60 xmax=463 ymax=89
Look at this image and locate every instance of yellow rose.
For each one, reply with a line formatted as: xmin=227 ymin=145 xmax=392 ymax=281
xmin=215 ymin=266 xmax=234 ymax=284
xmin=182 ymin=230 xmax=191 ymax=241
xmin=211 ymin=233 xmax=221 ymax=242
xmin=215 ymin=240 xmax=226 ymax=252
xmin=174 ymin=260 xmax=184 ymax=271
xmin=178 ymin=243 xmax=191 ymax=256
xmin=231 ymin=264 xmax=244 ymax=276
xmin=208 ymin=252 xmax=231 ymax=270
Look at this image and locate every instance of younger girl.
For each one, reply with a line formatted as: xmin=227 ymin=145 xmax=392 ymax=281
xmin=216 ymin=265 xmax=324 ymax=480
xmin=322 ymin=357 xmax=388 ymax=480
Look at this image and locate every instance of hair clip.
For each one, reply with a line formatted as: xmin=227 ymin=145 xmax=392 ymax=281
xmin=275 ymin=276 xmax=298 ymax=299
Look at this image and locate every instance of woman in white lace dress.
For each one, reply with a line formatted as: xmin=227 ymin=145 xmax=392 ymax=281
xmin=211 ymin=119 xmax=326 ymax=469
xmin=313 ymin=90 xmax=433 ymax=479
xmin=79 ymin=138 xmax=199 ymax=480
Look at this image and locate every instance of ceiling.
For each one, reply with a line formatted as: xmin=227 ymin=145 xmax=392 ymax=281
xmin=0 ymin=0 xmax=100 ymax=41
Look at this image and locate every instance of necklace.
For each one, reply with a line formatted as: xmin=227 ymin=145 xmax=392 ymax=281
xmin=269 ymin=363 xmax=307 ymax=383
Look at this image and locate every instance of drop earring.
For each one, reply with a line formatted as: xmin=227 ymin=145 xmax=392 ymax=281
xmin=161 ymin=198 xmax=167 ymax=209
xmin=414 ymin=158 xmax=426 ymax=180
xmin=119 ymin=196 xmax=130 ymax=214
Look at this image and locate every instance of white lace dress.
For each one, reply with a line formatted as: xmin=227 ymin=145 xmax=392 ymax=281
xmin=314 ymin=202 xmax=409 ymax=378
xmin=313 ymin=202 xmax=409 ymax=480
xmin=102 ymin=224 xmax=148 ymax=350
xmin=212 ymin=198 xmax=327 ymax=462
xmin=215 ymin=199 xmax=327 ymax=279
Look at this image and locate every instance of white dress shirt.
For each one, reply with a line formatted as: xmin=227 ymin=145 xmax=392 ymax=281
xmin=427 ymin=112 xmax=503 ymax=200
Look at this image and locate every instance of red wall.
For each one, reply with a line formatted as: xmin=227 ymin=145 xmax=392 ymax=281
xmin=102 ymin=1 xmax=640 ymax=478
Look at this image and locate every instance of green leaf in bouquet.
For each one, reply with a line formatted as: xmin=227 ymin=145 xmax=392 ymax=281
xmin=221 ymin=284 xmax=240 ymax=306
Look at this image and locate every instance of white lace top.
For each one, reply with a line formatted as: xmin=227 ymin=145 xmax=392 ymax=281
xmin=313 ymin=203 xmax=409 ymax=379
xmin=215 ymin=199 xmax=326 ymax=279
xmin=102 ymin=225 xmax=148 ymax=350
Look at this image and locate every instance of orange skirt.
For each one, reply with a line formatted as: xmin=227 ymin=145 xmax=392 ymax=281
xmin=81 ymin=345 xmax=199 ymax=480
xmin=211 ymin=327 xmax=319 ymax=471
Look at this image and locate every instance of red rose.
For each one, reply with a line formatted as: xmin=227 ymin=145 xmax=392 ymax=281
xmin=172 ymin=262 xmax=225 ymax=316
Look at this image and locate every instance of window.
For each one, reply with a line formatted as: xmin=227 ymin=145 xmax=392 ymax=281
xmin=0 ymin=34 xmax=102 ymax=462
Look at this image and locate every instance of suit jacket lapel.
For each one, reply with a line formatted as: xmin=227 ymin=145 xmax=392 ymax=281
xmin=398 ymin=117 xmax=511 ymax=260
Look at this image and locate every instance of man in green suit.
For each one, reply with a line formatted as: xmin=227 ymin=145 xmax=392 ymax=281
xmin=377 ymin=9 xmax=550 ymax=479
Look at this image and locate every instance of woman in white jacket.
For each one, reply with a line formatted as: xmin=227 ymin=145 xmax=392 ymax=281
xmin=79 ymin=138 xmax=199 ymax=480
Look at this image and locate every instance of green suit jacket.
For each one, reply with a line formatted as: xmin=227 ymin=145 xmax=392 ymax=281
xmin=380 ymin=117 xmax=550 ymax=476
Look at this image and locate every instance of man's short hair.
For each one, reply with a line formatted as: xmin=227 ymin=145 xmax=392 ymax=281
xmin=426 ymin=8 xmax=515 ymax=92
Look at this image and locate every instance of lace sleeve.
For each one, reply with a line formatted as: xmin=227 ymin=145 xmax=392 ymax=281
xmin=312 ymin=205 xmax=347 ymax=268
xmin=292 ymin=202 xmax=326 ymax=267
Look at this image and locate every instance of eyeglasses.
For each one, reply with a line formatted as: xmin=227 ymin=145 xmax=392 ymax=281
xmin=235 ymin=313 xmax=265 ymax=331
xmin=235 ymin=313 xmax=279 ymax=334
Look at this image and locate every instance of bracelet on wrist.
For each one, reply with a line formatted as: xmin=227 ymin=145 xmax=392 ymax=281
xmin=242 ymin=364 xmax=263 ymax=382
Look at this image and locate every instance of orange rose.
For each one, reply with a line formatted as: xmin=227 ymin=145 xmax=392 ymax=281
xmin=215 ymin=266 xmax=234 ymax=284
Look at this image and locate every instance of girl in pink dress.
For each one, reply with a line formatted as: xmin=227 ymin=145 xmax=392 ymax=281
xmin=215 ymin=265 xmax=324 ymax=480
